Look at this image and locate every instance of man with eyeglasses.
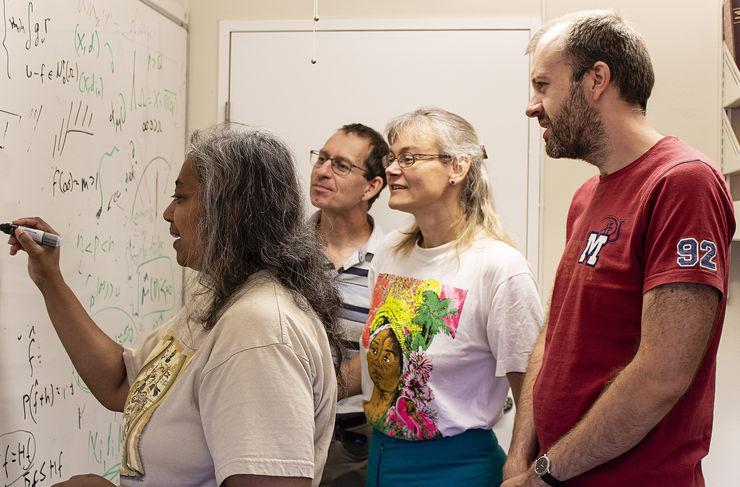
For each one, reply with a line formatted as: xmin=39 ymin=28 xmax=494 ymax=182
xmin=310 ymin=123 xmax=389 ymax=487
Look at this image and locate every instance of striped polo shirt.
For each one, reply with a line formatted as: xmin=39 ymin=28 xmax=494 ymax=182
xmin=311 ymin=211 xmax=385 ymax=413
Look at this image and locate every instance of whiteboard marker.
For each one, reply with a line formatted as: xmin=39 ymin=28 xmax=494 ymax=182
xmin=0 ymin=223 xmax=62 ymax=247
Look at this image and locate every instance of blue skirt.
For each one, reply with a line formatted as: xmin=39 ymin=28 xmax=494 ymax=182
xmin=366 ymin=427 xmax=506 ymax=487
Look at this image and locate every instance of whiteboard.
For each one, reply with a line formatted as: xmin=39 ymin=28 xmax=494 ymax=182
xmin=218 ymin=19 xmax=542 ymax=278
xmin=0 ymin=0 xmax=186 ymax=483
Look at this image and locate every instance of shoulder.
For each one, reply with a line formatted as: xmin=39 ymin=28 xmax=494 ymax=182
xmin=655 ymin=159 xmax=725 ymax=189
xmin=225 ymin=272 xmax=283 ymax=321
xmin=651 ymin=137 xmax=715 ymax=167
xmin=642 ymin=137 xmax=721 ymax=187
xmin=373 ymin=229 xmax=406 ymax=259
xmin=643 ymin=156 xmax=732 ymax=215
xmin=466 ymin=237 xmax=536 ymax=283
xmin=195 ymin=273 xmax=334 ymax=393
xmin=211 ymin=272 xmax=324 ymax=357
xmin=379 ymin=228 xmax=405 ymax=247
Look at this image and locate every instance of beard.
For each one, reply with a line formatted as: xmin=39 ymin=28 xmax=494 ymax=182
xmin=544 ymin=82 xmax=606 ymax=163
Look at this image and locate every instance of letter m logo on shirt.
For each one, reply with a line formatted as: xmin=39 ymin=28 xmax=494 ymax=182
xmin=578 ymin=232 xmax=609 ymax=267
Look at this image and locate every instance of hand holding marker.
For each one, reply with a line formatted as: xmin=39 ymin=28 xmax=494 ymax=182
xmin=1 ymin=223 xmax=62 ymax=247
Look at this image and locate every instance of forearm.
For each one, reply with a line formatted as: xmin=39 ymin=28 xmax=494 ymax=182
xmin=502 ymin=350 xmax=694 ymax=487
xmin=503 ymin=330 xmax=545 ymax=479
xmin=338 ymin=354 xmax=362 ymax=399
xmin=546 ymin=354 xmax=685 ymax=480
xmin=547 ymin=283 xmax=718 ymax=482
xmin=9 ymin=219 xmax=130 ymax=410
xmin=39 ymin=276 xmax=129 ymax=411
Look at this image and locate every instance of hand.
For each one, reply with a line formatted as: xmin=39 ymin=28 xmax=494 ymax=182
xmin=7 ymin=217 xmax=63 ymax=288
xmin=51 ymin=474 xmax=116 ymax=487
xmin=501 ymin=469 xmax=547 ymax=487
xmin=502 ymin=453 xmax=534 ymax=481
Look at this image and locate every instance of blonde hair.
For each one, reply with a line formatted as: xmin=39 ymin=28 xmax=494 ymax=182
xmin=385 ymin=107 xmax=513 ymax=255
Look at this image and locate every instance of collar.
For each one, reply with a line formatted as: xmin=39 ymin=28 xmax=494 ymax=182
xmin=359 ymin=214 xmax=385 ymax=263
xmin=310 ymin=210 xmax=385 ymax=269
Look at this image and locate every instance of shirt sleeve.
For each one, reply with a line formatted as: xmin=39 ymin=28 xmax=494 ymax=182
xmin=641 ymin=161 xmax=734 ymax=296
xmin=486 ymin=272 xmax=544 ymax=377
xmin=121 ymin=317 xmax=174 ymax=385
xmin=199 ymin=342 xmax=317 ymax=485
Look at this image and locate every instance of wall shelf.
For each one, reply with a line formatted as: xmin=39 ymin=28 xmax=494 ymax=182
xmin=721 ymin=110 xmax=740 ymax=175
xmin=723 ymin=43 xmax=740 ymax=107
xmin=721 ymin=37 xmax=740 ymax=239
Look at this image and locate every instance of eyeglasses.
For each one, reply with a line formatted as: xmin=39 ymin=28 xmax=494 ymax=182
xmin=383 ymin=152 xmax=452 ymax=169
xmin=310 ymin=150 xmax=367 ymax=176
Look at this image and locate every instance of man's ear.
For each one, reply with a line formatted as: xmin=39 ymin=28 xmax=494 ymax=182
xmin=361 ymin=176 xmax=385 ymax=202
xmin=588 ymin=61 xmax=611 ymax=102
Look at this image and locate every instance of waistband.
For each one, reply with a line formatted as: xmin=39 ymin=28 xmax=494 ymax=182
xmin=371 ymin=426 xmax=497 ymax=446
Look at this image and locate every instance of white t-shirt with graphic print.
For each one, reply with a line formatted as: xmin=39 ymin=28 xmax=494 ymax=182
xmin=121 ymin=271 xmax=336 ymax=486
xmin=359 ymin=230 xmax=543 ymax=440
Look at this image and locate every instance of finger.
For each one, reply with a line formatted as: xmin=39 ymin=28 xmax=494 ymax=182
xmin=14 ymin=227 xmax=44 ymax=255
xmin=9 ymin=242 xmax=24 ymax=256
xmin=12 ymin=217 xmax=57 ymax=234
xmin=8 ymin=232 xmax=25 ymax=256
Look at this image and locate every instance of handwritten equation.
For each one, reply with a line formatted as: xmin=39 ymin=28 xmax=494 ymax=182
xmin=1 ymin=0 xmax=186 ymax=484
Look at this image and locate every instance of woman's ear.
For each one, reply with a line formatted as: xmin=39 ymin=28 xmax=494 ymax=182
xmin=449 ymin=154 xmax=471 ymax=186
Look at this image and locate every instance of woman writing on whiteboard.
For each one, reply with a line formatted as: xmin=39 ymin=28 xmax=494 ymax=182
xmin=7 ymin=125 xmax=343 ymax=487
xmin=340 ymin=107 xmax=543 ymax=486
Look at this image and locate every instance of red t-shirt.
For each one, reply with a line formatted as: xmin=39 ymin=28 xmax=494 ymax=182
xmin=533 ymin=137 xmax=735 ymax=486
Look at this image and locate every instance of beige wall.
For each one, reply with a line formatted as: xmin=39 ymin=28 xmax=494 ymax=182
xmin=182 ymin=0 xmax=721 ymax=305
xmin=181 ymin=0 xmax=735 ymax=482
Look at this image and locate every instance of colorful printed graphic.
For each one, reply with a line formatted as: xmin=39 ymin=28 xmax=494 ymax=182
xmin=362 ymin=273 xmax=467 ymax=440
xmin=120 ymin=331 xmax=193 ymax=478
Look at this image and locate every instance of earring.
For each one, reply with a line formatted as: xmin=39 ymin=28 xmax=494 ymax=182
xmin=449 ymin=179 xmax=456 ymax=185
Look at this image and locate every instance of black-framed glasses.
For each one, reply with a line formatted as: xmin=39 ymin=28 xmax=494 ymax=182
xmin=383 ymin=152 xmax=453 ymax=169
xmin=310 ymin=150 xmax=366 ymax=176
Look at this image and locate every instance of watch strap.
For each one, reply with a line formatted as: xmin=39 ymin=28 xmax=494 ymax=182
xmin=535 ymin=451 xmax=564 ymax=486
xmin=539 ymin=471 xmax=564 ymax=486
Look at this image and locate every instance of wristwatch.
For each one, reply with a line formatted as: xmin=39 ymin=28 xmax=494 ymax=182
xmin=534 ymin=451 xmax=564 ymax=486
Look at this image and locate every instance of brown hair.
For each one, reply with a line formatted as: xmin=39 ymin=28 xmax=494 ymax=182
xmin=527 ymin=10 xmax=654 ymax=113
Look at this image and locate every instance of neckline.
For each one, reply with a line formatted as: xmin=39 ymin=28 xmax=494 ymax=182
xmin=599 ymin=136 xmax=676 ymax=182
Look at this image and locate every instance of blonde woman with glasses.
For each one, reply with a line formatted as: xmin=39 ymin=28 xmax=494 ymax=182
xmin=340 ymin=107 xmax=543 ymax=486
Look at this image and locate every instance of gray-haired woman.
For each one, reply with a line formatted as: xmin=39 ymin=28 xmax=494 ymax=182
xmin=8 ymin=125 xmax=343 ymax=487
